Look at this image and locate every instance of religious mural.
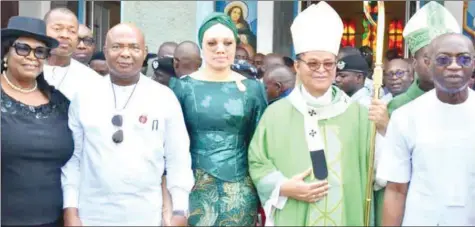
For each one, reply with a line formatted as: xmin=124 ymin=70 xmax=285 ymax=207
xmin=463 ymin=0 xmax=475 ymax=39
xmin=216 ymin=1 xmax=258 ymax=56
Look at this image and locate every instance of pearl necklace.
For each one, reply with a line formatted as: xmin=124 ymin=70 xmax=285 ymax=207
xmin=2 ymin=72 xmax=37 ymax=93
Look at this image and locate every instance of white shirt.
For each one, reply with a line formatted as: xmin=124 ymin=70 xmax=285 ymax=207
xmin=61 ymin=75 xmax=194 ymax=226
xmin=378 ymin=89 xmax=475 ymax=226
xmin=381 ymin=93 xmax=393 ymax=104
xmin=351 ymin=87 xmax=372 ymax=108
xmin=44 ymin=58 xmax=101 ymax=100
xmin=364 ymin=78 xmax=388 ymax=99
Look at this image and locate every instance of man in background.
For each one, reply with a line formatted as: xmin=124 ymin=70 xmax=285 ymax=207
xmin=253 ymin=53 xmax=265 ymax=77
xmin=263 ymin=65 xmax=295 ymax=104
xmin=43 ymin=8 xmax=100 ymax=100
xmin=335 ymin=53 xmax=371 ymax=107
xmin=283 ymin=56 xmax=296 ymax=74
xmin=235 ymin=46 xmax=250 ymax=62
xmin=89 ymin=51 xmax=108 ymax=76
xmin=382 ymin=58 xmax=414 ymax=103
xmin=72 ymin=24 xmax=95 ymax=65
xmin=158 ymin=41 xmax=178 ymax=58
xmin=173 ymin=41 xmax=201 ymax=78
xmin=142 ymin=53 xmax=158 ymax=75
xmin=152 ymin=57 xmax=176 ymax=87
xmin=259 ymin=53 xmax=285 ymax=81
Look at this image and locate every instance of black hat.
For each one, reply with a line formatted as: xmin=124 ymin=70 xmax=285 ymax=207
xmin=143 ymin=53 xmax=158 ymax=67
xmin=1 ymin=16 xmax=59 ymax=49
xmin=152 ymin=57 xmax=175 ymax=76
xmin=336 ymin=54 xmax=369 ymax=75
xmin=90 ymin=51 xmax=106 ymax=62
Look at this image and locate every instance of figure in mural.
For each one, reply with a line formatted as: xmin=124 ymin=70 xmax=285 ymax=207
xmin=463 ymin=0 xmax=475 ymax=39
xmin=223 ymin=1 xmax=257 ymax=56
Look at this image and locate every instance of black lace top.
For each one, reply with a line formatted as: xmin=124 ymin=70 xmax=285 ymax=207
xmin=1 ymin=73 xmax=74 ymax=225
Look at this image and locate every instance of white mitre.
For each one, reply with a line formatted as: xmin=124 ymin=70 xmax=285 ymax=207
xmin=403 ymin=1 xmax=461 ymax=55
xmin=291 ymin=2 xmax=343 ymax=56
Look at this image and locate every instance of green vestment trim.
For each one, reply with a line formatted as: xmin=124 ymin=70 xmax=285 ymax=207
xmin=387 ymin=78 xmax=425 ymax=116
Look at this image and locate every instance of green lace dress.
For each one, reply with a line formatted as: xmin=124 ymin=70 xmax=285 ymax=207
xmin=173 ymin=76 xmax=267 ymax=226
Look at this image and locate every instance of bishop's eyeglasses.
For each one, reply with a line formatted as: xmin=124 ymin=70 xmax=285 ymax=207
xmin=297 ymin=59 xmax=336 ymax=72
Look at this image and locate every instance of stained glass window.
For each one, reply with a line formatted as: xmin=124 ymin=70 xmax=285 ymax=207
xmin=388 ymin=19 xmax=404 ymax=57
xmin=341 ymin=19 xmax=356 ymax=47
xmin=362 ymin=1 xmax=377 ymax=57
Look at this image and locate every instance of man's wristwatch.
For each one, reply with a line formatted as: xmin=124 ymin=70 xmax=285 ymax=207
xmin=172 ymin=210 xmax=189 ymax=218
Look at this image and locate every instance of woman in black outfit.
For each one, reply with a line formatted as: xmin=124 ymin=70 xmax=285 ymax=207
xmin=1 ymin=16 xmax=73 ymax=227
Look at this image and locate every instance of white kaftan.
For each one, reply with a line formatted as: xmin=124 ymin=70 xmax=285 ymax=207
xmin=378 ymin=89 xmax=475 ymax=226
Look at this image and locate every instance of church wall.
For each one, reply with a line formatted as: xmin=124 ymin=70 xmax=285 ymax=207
xmin=121 ymin=1 xmax=198 ymax=56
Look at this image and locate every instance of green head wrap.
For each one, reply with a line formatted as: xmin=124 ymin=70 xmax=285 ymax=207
xmin=197 ymin=12 xmax=240 ymax=48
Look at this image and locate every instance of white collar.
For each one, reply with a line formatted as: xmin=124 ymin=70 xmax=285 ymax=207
xmin=301 ymin=84 xmax=332 ymax=107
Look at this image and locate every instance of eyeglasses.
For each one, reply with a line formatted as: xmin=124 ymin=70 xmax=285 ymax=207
xmin=298 ymin=59 xmax=336 ymax=71
xmin=78 ymin=37 xmax=95 ymax=46
xmin=11 ymin=43 xmax=49 ymax=59
xmin=111 ymin=115 xmax=124 ymax=144
xmin=384 ymin=70 xmax=410 ymax=78
xmin=434 ymin=55 xmax=473 ymax=68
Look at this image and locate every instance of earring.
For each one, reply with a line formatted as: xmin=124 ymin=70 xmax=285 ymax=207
xmin=3 ymin=57 xmax=7 ymax=70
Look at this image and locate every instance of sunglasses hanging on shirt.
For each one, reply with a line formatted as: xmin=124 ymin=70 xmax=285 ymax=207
xmin=110 ymin=79 xmax=139 ymax=144
xmin=111 ymin=114 xmax=124 ymax=144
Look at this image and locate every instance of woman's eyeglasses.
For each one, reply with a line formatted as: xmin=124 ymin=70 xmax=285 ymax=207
xmin=11 ymin=43 xmax=49 ymax=59
xmin=78 ymin=37 xmax=95 ymax=47
xmin=111 ymin=115 xmax=124 ymax=144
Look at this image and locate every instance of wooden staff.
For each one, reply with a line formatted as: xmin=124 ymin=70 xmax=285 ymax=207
xmin=362 ymin=1 xmax=385 ymax=226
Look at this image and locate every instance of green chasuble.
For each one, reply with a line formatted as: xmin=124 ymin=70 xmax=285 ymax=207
xmin=387 ymin=77 xmax=425 ymax=116
xmin=248 ymin=86 xmax=376 ymax=226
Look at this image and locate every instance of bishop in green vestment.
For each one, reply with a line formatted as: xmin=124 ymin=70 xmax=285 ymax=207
xmin=248 ymin=2 xmax=384 ymax=226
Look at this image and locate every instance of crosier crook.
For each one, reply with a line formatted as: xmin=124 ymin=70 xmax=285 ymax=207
xmin=362 ymin=1 xmax=385 ymax=226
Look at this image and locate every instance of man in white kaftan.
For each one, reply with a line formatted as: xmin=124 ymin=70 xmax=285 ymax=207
xmin=378 ymin=33 xmax=475 ymax=226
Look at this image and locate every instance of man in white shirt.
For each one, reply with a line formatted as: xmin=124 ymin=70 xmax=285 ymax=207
xmin=378 ymin=33 xmax=475 ymax=226
xmin=43 ymin=8 xmax=100 ymax=100
xmin=61 ymin=23 xmax=194 ymax=226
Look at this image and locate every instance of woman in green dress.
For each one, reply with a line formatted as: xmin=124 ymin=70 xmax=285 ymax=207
xmin=172 ymin=13 xmax=267 ymax=226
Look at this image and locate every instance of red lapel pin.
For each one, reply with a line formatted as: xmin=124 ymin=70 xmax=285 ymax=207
xmin=139 ymin=115 xmax=148 ymax=124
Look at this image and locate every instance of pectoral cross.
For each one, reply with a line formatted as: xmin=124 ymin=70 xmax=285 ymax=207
xmin=309 ymin=129 xmax=317 ymax=137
